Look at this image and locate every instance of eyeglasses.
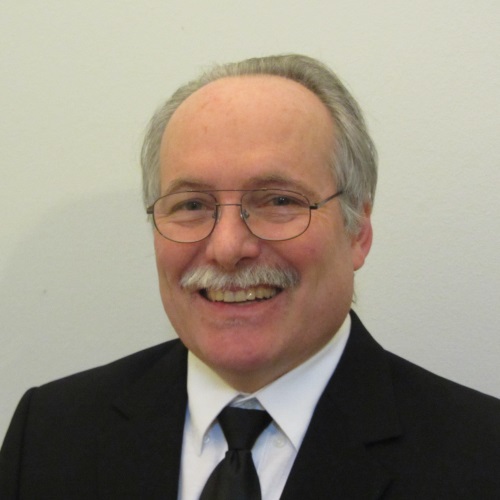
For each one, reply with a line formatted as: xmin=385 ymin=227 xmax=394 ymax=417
xmin=147 ymin=189 xmax=343 ymax=243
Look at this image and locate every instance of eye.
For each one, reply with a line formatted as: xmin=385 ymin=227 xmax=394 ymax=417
xmin=258 ymin=192 xmax=307 ymax=208
xmin=181 ymin=200 xmax=205 ymax=211
xmin=246 ymin=191 xmax=309 ymax=217
xmin=170 ymin=197 xmax=213 ymax=212
xmin=270 ymin=195 xmax=299 ymax=206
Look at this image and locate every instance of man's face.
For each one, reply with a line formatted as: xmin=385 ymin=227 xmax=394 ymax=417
xmin=154 ymin=76 xmax=372 ymax=391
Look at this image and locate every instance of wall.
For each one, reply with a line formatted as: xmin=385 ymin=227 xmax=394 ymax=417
xmin=1 ymin=0 xmax=499 ymax=438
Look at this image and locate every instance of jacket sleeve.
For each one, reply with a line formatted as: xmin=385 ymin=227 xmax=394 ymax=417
xmin=0 ymin=389 xmax=36 ymax=500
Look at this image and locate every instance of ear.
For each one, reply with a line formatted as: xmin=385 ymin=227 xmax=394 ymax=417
xmin=351 ymin=204 xmax=373 ymax=271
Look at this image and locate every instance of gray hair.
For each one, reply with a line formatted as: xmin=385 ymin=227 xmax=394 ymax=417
xmin=141 ymin=54 xmax=377 ymax=234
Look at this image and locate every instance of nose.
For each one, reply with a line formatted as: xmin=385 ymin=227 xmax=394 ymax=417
xmin=204 ymin=204 xmax=261 ymax=270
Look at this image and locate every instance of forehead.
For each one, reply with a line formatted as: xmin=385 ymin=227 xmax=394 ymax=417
xmin=159 ymin=76 xmax=336 ymax=191
xmin=166 ymin=75 xmax=332 ymax=137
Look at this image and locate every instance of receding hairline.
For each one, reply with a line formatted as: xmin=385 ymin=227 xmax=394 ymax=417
xmin=163 ymin=73 xmax=337 ymax=138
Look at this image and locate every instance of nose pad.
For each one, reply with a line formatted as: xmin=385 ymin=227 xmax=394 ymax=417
xmin=213 ymin=203 xmax=248 ymax=225
xmin=241 ymin=208 xmax=250 ymax=221
xmin=210 ymin=203 xmax=258 ymax=243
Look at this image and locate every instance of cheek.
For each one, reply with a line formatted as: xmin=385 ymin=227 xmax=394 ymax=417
xmin=154 ymin=238 xmax=197 ymax=328
xmin=154 ymin=236 xmax=187 ymax=288
xmin=300 ymin=231 xmax=354 ymax=293
xmin=154 ymin=236 xmax=205 ymax=305
xmin=292 ymin=232 xmax=337 ymax=274
xmin=154 ymin=237 xmax=172 ymax=282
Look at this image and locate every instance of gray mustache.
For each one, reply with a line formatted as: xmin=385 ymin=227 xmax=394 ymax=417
xmin=180 ymin=265 xmax=300 ymax=291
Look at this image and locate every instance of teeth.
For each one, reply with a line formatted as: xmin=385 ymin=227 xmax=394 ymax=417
xmin=206 ymin=286 xmax=277 ymax=303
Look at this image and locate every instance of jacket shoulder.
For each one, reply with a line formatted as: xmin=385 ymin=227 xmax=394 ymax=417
xmin=0 ymin=339 xmax=187 ymax=498
xmin=36 ymin=339 xmax=184 ymax=399
xmin=387 ymin=350 xmax=500 ymax=420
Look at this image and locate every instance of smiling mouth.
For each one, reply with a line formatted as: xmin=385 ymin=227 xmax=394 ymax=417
xmin=202 ymin=286 xmax=279 ymax=303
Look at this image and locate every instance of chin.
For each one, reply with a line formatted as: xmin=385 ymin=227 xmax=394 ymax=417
xmin=197 ymin=334 xmax=274 ymax=370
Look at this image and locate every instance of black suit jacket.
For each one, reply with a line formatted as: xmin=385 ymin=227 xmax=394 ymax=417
xmin=1 ymin=311 xmax=500 ymax=499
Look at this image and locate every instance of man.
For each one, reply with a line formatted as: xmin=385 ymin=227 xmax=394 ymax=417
xmin=1 ymin=54 xmax=499 ymax=499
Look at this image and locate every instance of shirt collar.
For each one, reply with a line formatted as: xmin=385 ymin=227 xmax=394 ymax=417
xmin=187 ymin=313 xmax=351 ymax=453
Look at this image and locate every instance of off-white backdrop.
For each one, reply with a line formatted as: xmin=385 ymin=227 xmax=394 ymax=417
xmin=1 ymin=1 xmax=499 ymax=439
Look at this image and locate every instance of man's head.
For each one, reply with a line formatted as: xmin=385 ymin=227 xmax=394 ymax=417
xmin=142 ymin=55 xmax=376 ymax=391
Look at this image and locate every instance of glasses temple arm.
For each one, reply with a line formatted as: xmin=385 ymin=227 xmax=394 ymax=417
xmin=309 ymin=190 xmax=343 ymax=210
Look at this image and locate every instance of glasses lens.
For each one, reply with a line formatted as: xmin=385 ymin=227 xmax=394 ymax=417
xmin=242 ymin=190 xmax=311 ymax=240
xmin=153 ymin=192 xmax=216 ymax=242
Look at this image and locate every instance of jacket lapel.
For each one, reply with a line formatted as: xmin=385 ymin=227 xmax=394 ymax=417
xmin=281 ymin=311 xmax=402 ymax=500
xmin=97 ymin=340 xmax=188 ymax=499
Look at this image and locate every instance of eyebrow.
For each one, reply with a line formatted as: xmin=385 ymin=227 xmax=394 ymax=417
xmin=161 ymin=173 xmax=321 ymax=200
xmin=162 ymin=178 xmax=215 ymax=195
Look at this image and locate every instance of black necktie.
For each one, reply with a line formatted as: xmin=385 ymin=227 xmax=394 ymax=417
xmin=200 ymin=406 xmax=272 ymax=500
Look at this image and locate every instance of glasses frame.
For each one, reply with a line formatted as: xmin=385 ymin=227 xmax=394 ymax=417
xmin=146 ymin=188 xmax=343 ymax=243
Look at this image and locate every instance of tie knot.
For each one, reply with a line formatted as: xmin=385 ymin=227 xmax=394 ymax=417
xmin=218 ymin=407 xmax=272 ymax=450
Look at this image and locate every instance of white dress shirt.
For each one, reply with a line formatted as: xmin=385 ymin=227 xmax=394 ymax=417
xmin=178 ymin=314 xmax=351 ymax=500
